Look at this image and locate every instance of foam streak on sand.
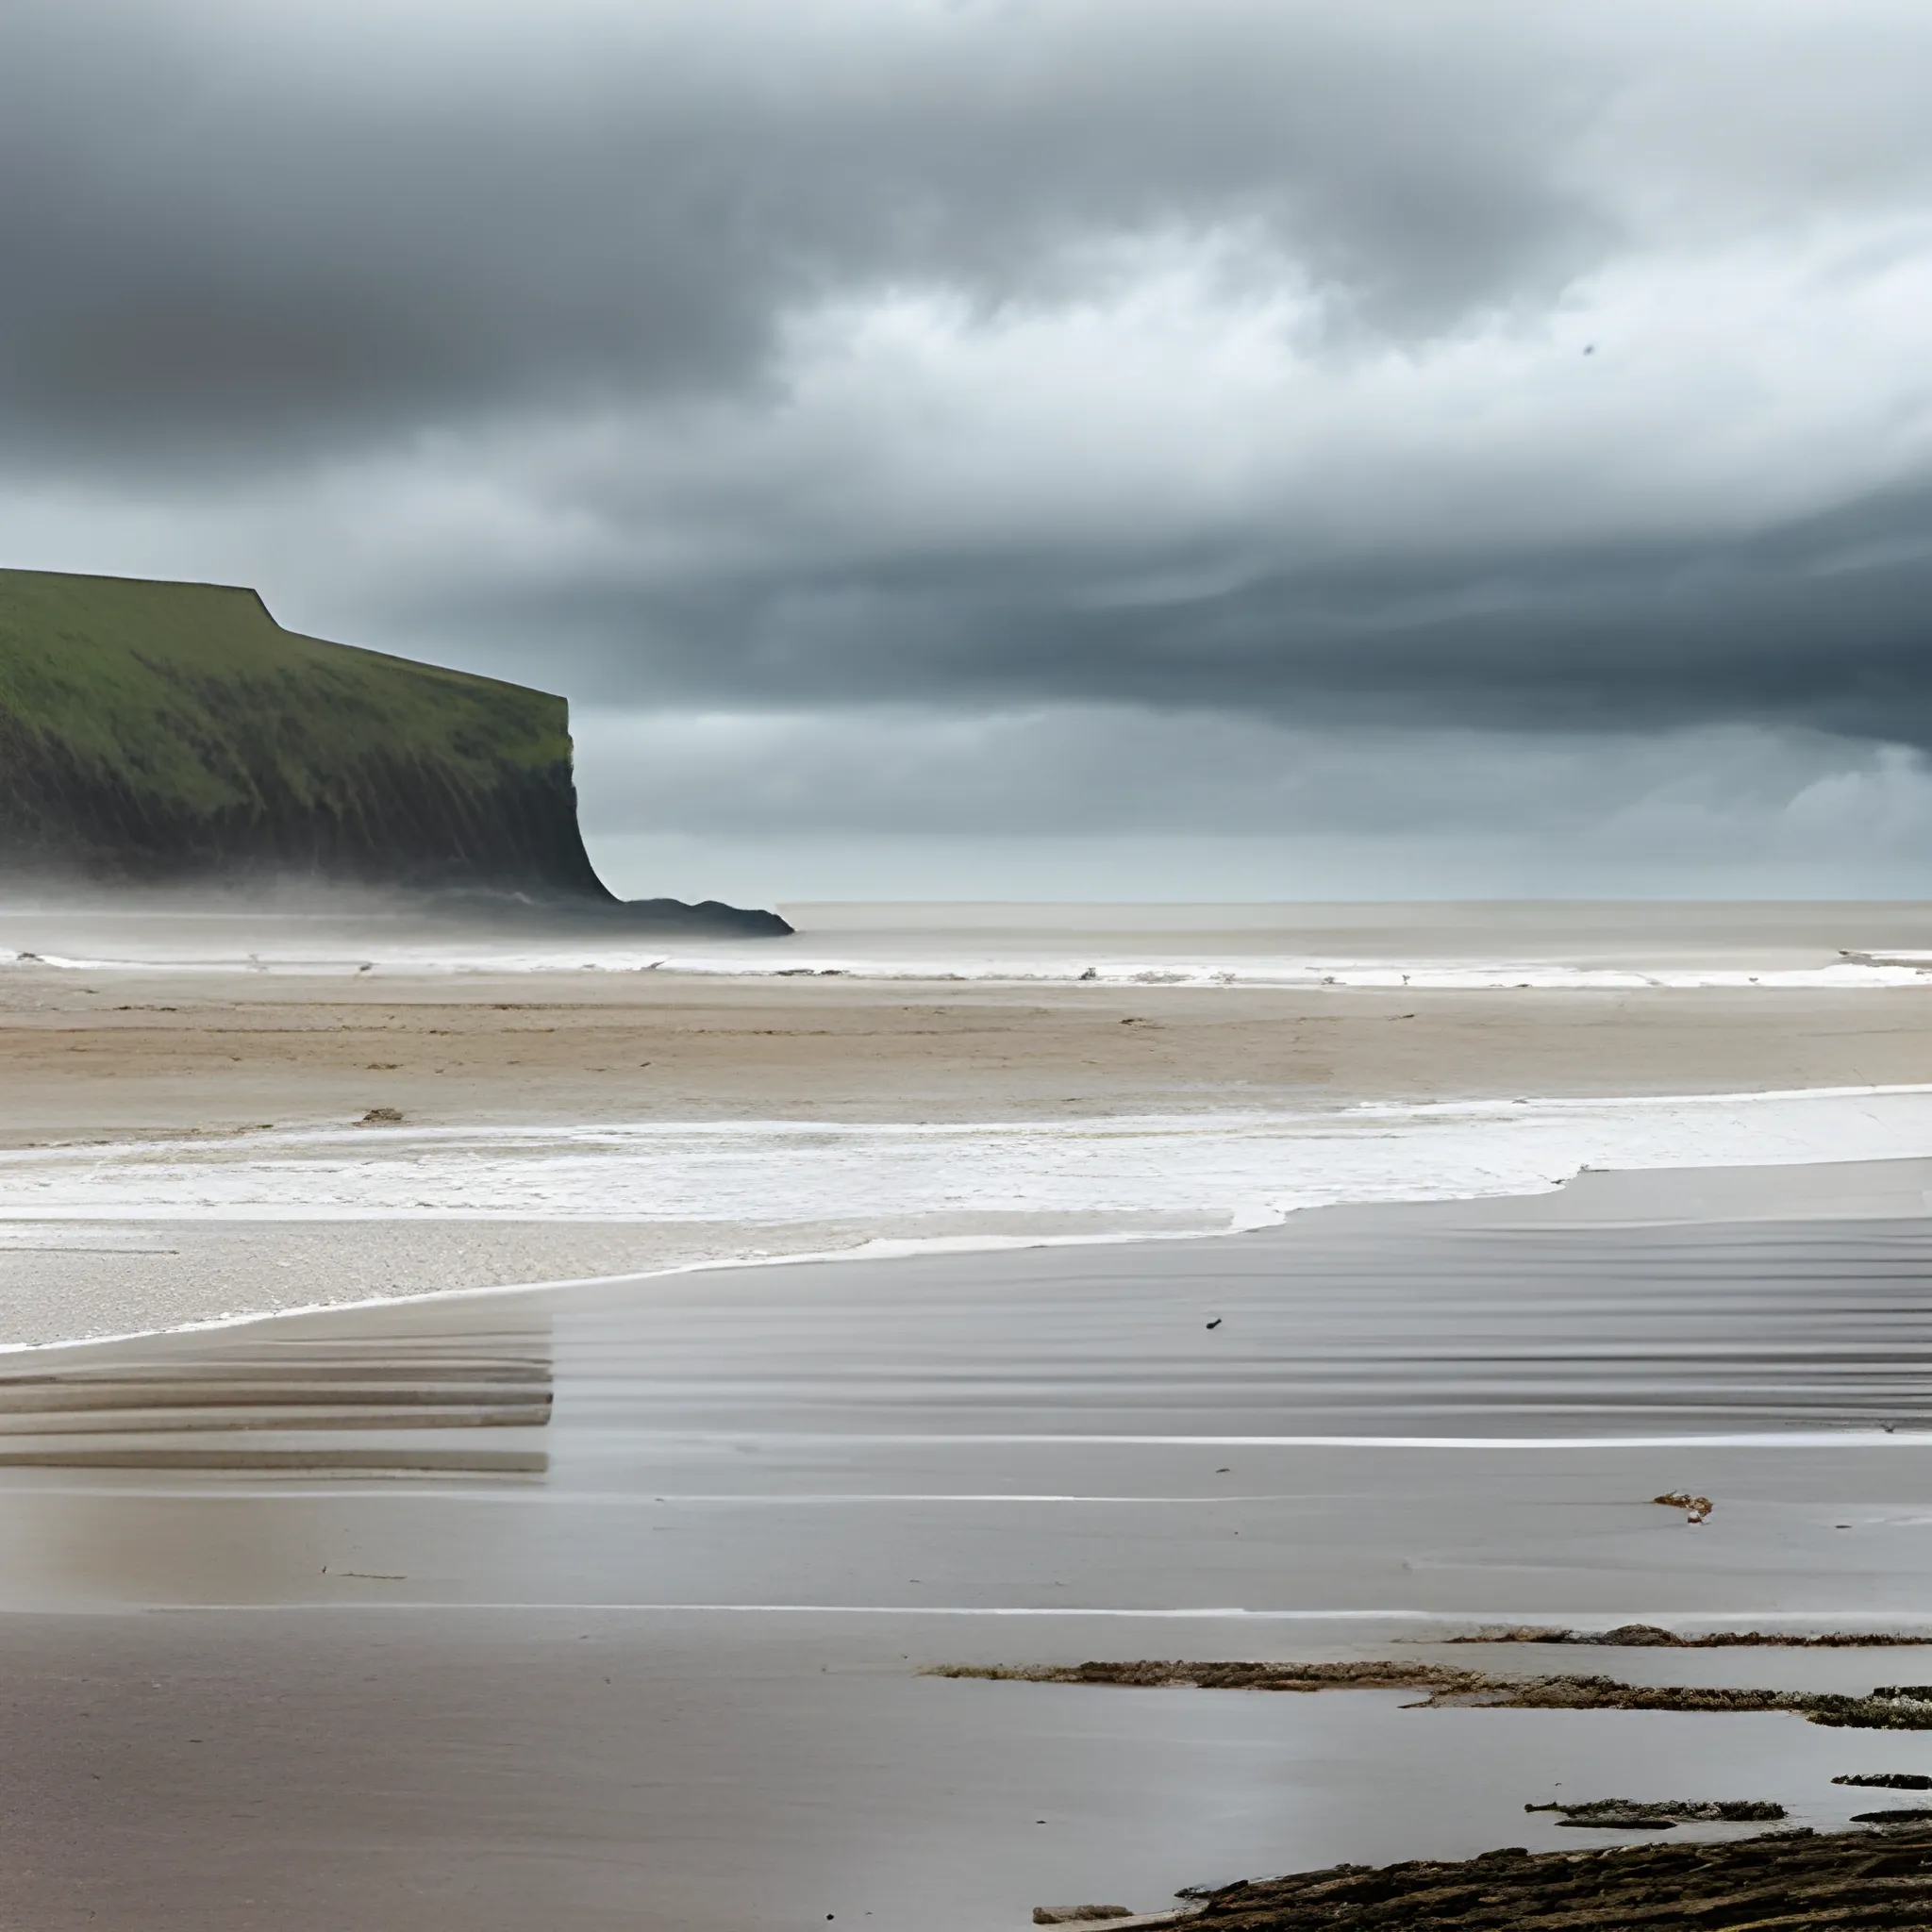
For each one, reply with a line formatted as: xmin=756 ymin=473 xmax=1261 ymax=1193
xmin=8 ymin=942 xmax=1932 ymax=989
xmin=4 ymin=1084 xmax=1931 ymax=1223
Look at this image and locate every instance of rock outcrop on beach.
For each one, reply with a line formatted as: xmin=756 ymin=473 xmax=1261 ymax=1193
xmin=1170 ymin=1824 xmax=1932 ymax=1928
xmin=0 ymin=568 xmax=789 ymax=934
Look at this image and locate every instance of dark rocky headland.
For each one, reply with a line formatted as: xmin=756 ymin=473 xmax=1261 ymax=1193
xmin=0 ymin=568 xmax=788 ymax=935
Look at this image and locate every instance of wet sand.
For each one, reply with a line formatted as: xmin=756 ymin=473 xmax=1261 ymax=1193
xmin=8 ymin=1193 xmax=1932 ymax=1927
xmin=0 ymin=1214 xmax=1229 ymax=1350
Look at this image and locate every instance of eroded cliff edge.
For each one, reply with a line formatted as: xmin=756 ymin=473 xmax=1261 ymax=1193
xmin=0 ymin=568 xmax=789 ymax=934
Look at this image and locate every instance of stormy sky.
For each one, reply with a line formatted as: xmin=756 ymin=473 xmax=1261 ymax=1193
xmin=7 ymin=0 xmax=1932 ymax=901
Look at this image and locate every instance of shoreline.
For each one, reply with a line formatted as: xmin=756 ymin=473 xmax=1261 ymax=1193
xmin=5 ymin=1136 xmax=1932 ymax=1355
xmin=7 ymin=909 xmax=1932 ymax=1380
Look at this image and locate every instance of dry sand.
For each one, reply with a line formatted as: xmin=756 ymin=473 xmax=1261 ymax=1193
xmin=7 ymin=966 xmax=1932 ymax=1141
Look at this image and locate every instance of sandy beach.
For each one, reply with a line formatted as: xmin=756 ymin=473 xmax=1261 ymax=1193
xmin=4 ymin=904 xmax=1932 ymax=1926
xmin=6 ymin=900 xmax=1932 ymax=1341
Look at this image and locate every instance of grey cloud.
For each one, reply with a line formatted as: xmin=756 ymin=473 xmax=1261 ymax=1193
xmin=572 ymin=704 xmax=1932 ymax=906
xmin=432 ymin=480 xmax=1932 ymax=748
xmin=571 ymin=704 xmax=1932 ymax=843
xmin=0 ymin=0 xmax=1637 ymax=463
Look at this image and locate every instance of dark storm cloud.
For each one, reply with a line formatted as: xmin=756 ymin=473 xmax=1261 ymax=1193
xmin=437 ymin=480 xmax=1932 ymax=747
xmin=0 ymin=0 xmax=1601 ymax=457
xmin=6 ymin=0 xmax=1932 ymax=781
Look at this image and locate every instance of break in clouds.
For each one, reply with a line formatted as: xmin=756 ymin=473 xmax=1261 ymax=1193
xmin=7 ymin=0 xmax=1932 ymax=897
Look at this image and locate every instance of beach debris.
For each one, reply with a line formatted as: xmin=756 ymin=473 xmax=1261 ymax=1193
xmin=935 ymin=1659 xmax=1479 ymax=1692
xmin=931 ymin=1659 xmax=1932 ymax=1728
xmin=1033 ymin=1909 xmax=1135 ymax=1924
xmin=1448 ymin=1624 xmax=1930 ymax=1648
xmin=1160 ymin=1824 xmax=1932 ymax=1928
xmin=1525 ymin=1798 xmax=1785 ymax=1828
xmin=357 ymin=1106 xmax=406 ymax=1126
xmin=1653 ymin=1490 xmax=1712 ymax=1523
xmin=1837 ymin=1772 xmax=1932 ymax=1788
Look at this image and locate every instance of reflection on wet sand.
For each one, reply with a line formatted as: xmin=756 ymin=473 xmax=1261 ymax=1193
xmin=0 ymin=1305 xmax=552 ymax=1617
xmin=0 ymin=1307 xmax=551 ymax=1474
xmin=5 ymin=1211 xmax=1932 ymax=1928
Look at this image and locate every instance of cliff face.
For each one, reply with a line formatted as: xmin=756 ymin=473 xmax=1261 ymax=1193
xmin=0 ymin=569 xmax=788 ymax=932
xmin=0 ymin=568 xmax=603 ymax=894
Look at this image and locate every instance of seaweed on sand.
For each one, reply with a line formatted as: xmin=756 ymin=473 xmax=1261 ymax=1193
xmin=928 ymin=1659 xmax=1932 ymax=1727
xmin=1445 ymin=1623 xmax=1932 ymax=1649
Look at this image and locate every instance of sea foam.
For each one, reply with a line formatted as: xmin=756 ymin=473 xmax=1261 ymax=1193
xmin=4 ymin=1086 xmax=1930 ymax=1224
xmin=7 ymin=942 xmax=1932 ymax=989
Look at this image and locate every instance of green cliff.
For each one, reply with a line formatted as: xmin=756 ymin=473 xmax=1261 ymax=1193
xmin=0 ymin=567 xmax=788 ymax=932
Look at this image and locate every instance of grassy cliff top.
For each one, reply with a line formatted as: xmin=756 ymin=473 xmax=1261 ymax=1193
xmin=0 ymin=568 xmax=572 ymax=815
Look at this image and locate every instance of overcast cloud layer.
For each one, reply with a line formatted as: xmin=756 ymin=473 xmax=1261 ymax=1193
xmin=7 ymin=0 xmax=1932 ymax=899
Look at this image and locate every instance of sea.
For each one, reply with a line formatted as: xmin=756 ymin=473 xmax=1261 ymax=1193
xmin=8 ymin=896 xmax=1932 ymax=986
